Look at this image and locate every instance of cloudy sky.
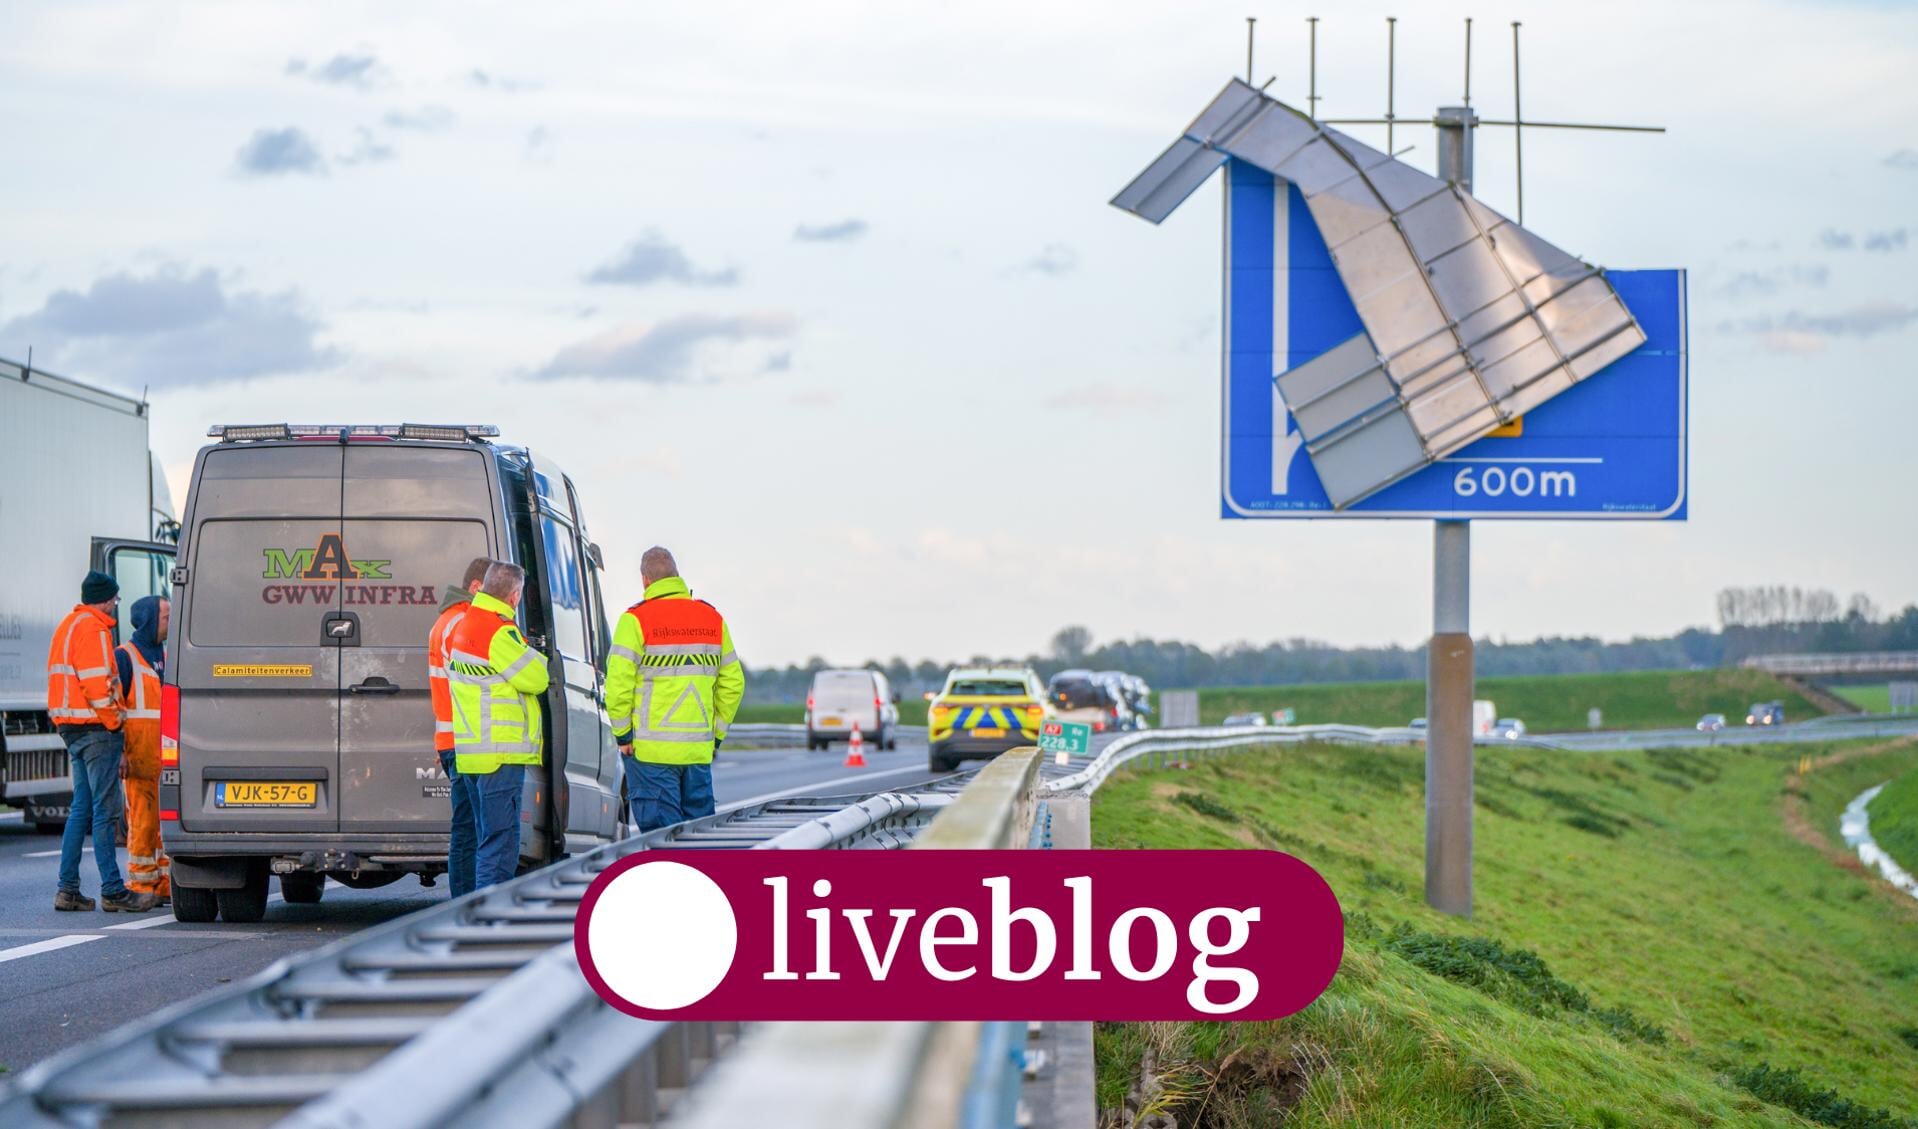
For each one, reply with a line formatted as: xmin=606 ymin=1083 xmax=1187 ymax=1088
xmin=2 ymin=0 xmax=1914 ymax=667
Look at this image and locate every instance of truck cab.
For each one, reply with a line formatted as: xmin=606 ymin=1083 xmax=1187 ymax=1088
xmin=161 ymin=424 xmax=623 ymax=922
xmin=1 ymin=357 xmax=176 ymax=829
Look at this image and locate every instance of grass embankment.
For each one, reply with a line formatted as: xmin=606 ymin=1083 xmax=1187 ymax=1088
xmin=1181 ymin=668 xmax=1829 ymax=731
xmin=1835 ymin=685 xmax=1918 ymax=716
xmin=731 ymin=700 xmax=928 ymax=726
xmin=1868 ymin=769 xmax=1918 ymax=877
xmin=1092 ymin=737 xmax=1918 ymax=1128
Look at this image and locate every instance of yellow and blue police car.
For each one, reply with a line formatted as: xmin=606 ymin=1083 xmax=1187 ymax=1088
xmin=926 ymin=666 xmax=1050 ymax=772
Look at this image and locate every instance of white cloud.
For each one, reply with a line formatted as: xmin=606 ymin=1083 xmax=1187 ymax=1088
xmin=233 ymin=127 xmax=326 ymax=177
xmin=0 ymin=264 xmax=338 ymax=387
xmin=531 ymin=313 xmax=795 ymax=382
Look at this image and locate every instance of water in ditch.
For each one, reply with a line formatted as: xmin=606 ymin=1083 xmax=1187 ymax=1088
xmin=1840 ymin=783 xmax=1918 ymax=901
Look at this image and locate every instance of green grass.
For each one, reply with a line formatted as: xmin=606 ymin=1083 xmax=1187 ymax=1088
xmin=1869 ymin=768 xmax=1918 ymax=878
xmin=1091 ymin=736 xmax=1918 ymax=1127
xmin=1836 ymin=685 xmax=1892 ymax=713
xmin=1177 ymin=668 xmax=1831 ymax=732
xmin=1834 ymin=685 xmax=1918 ymax=715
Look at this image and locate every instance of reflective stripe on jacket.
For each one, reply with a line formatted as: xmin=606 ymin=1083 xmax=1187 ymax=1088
xmin=604 ymin=576 xmax=744 ymax=766
xmin=446 ymin=591 xmax=549 ymax=774
xmin=428 ymin=599 xmax=471 ymax=753
xmin=117 ymin=642 xmax=163 ymax=778
xmin=46 ymin=605 xmax=123 ymax=730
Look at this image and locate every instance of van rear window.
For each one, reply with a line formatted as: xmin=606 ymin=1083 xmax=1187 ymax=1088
xmin=344 ymin=447 xmax=493 ymax=518
xmin=194 ymin=446 xmax=341 ymax=519
xmin=342 ymin=520 xmax=490 ymax=647
xmin=189 ymin=519 xmax=342 ymax=646
xmin=814 ymin=672 xmax=874 ymax=692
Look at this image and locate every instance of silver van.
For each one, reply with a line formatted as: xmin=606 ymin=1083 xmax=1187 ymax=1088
xmin=161 ymin=425 xmax=624 ymax=922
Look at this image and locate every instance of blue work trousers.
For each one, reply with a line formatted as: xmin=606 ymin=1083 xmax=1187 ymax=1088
xmin=438 ymin=750 xmax=477 ymax=898
xmin=469 ymin=764 xmax=525 ymax=891
xmin=624 ymin=758 xmax=715 ymax=832
xmin=59 ymin=729 xmax=127 ymax=898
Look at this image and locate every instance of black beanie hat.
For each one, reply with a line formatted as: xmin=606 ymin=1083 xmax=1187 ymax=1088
xmin=81 ymin=570 xmax=119 ymax=605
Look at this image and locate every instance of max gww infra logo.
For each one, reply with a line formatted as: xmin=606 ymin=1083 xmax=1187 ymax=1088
xmin=259 ymin=533 xmax=437 ymax=606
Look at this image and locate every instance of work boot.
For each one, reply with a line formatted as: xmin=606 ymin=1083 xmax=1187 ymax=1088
xmin=54 ymin=889 xmax=96 ymax=912
xmin=100 ymin=890 xmax=163 ymax=913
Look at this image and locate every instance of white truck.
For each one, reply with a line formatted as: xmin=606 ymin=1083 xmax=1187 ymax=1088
xmin=1 ymin=357 xmax=177 ymax=830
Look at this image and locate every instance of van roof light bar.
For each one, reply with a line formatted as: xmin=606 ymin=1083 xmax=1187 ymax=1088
xmin=208 ymin=424 xmax=500 ymax=442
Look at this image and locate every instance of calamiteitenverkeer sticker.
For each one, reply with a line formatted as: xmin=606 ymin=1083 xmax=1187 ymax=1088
xmin=212 ymin=664 xmax=314 ymax=678
xmin=576 ymin=850 xmax=1344 ymax=1022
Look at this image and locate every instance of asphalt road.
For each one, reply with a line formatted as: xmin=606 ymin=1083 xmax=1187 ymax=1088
xmin=0 ymin=736 xmax=939 ymax=1074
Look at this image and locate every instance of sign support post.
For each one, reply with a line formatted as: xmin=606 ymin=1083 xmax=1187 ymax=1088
xmin=1427 ymin=106 xmax=1479 ymax=918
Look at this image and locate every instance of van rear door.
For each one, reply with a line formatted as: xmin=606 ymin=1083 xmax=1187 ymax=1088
xmin=337 ymin=445 xmax=499 ymax=835
xmin=177 ymin=445 xmax=343 ymax=833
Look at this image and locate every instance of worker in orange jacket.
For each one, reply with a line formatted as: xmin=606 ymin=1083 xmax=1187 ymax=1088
xmin=49 ymin=571 xmax=161 ymax=913
xmin=115 ymin=595 xmax=171 ymax=900
xmin=428 ymin=557 xmax=497 ymax=898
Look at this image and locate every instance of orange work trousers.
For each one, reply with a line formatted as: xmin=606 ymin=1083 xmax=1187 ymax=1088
xmin=122 ymin=729 xmax=170 ymax=897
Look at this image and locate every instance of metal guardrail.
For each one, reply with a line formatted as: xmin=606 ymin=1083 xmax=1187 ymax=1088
xmin=0 ymin=789 xmax=962 ymax=1128
xmin=674 ymin=748 xmax=1047 ymax=1129
xmin=1042 ymin=716 xmax=1918 ymax=796
xmin=1741 ymin=651 xmax=1918 ymax=676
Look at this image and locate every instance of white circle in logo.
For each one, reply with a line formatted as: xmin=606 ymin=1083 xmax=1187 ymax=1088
xmin=586 ymin=860 xmax=738 ymax=1011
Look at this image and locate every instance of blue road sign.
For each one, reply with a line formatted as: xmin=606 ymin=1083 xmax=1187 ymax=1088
xmin=1222 ymin=161 xmax=1688 ymax=520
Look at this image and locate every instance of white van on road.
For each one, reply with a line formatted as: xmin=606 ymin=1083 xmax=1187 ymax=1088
xmin=806 ymin=669 xmax=900 ymax=750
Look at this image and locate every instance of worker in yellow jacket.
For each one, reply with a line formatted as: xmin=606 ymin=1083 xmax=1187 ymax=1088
xmin=605 ymin=547 xmax=744 ymax=832
xmin=444 ymin=562 xmax=549 ymax=890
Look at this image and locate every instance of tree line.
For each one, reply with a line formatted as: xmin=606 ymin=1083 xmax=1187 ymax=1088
xmin=743 ymin=589 xmax=1918 ymax=705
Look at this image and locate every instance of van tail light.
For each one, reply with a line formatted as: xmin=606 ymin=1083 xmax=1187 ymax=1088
xmin=160 ymin=685 xmax=180 ymax=766
xmin=1093 ymin=719 xmax=1106 ymax=732
xmin=160 ymin=808 xmax=179 ymax=822
xmin=874 ymin=696 xmax=883 ymax=711
xmin=1025 ymin=704 xmax=1043 ymax=723
xmin=806 ymin=695 xmax=815 ymax=711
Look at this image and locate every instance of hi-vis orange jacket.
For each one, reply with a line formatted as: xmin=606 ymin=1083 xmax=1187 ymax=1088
xmin=604 ymin=576 xmax=743 ymax=765
xmin=46 ymin=605 xmax=123 ymax=730
xmin=428 ymin=595 xmax=472 ymax=753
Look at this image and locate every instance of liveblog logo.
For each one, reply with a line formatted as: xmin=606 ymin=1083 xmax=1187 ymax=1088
xmin=575 ymin=851 xmax=1343 ymax=1021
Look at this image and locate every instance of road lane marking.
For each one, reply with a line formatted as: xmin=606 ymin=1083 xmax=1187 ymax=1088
xmin=25 ymin=847 xmax=92 ymax=858
xmin=104 ymin=913 xmax=182 ymax=931
xmin=720 ymin=764 xmax=934 ymax=812
xmin=0 ymin=934 xmax=104 ymax=963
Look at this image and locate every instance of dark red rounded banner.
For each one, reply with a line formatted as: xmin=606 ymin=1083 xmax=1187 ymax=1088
xmin=574 ymin=849 xmax=1343 ymax=1021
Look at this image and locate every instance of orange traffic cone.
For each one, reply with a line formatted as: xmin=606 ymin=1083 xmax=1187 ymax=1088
xmin=844 ymin=727 xmax=867 ymax=768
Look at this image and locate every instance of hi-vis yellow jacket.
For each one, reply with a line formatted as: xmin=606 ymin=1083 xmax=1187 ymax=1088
xmin=445 ymin=591 xmax=550 ymax=775
xmin=605 ymin=576 xmax=744 ymax=765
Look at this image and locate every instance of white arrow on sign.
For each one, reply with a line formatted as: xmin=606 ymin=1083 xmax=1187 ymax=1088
xmin=1271 ymin=386 xmax=1305 ymax=495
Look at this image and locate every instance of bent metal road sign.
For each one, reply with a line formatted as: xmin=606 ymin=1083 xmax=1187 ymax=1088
xmin=1110 ymin=79 xmax=1687 ymax=521
xmin=1221 ymin=166 xmax=1687 ymax=520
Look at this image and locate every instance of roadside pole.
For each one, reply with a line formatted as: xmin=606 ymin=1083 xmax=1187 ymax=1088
xmin=1426 ymin=106 xmax=1479 ymax=918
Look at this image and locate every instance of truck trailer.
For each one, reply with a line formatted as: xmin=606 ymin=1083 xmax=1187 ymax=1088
xmin=1 ymin=357 xmax=177 ymax=829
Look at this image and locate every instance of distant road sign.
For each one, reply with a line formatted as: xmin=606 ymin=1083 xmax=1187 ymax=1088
xmin=1038 ymin=720 xmax=1092 ymax=756
xmin=1272 ymin=708 xmax=1297 ymax=725
xmin=1159 ymin=691 xmax=1200 ymax=729
xmin=1222 ymin=164 xmax=1687 ymax=520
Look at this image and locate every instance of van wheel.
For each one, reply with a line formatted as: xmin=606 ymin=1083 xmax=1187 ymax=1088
xmin=928 ymin=745 xmax=953 ymax=773
xmin=280 ymin=872 xmax=325 ymax=904
xmin=216 ymin=861 xmax=270 ymax=924
xmin=172 ymin=883 xmax=218 ymax=923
